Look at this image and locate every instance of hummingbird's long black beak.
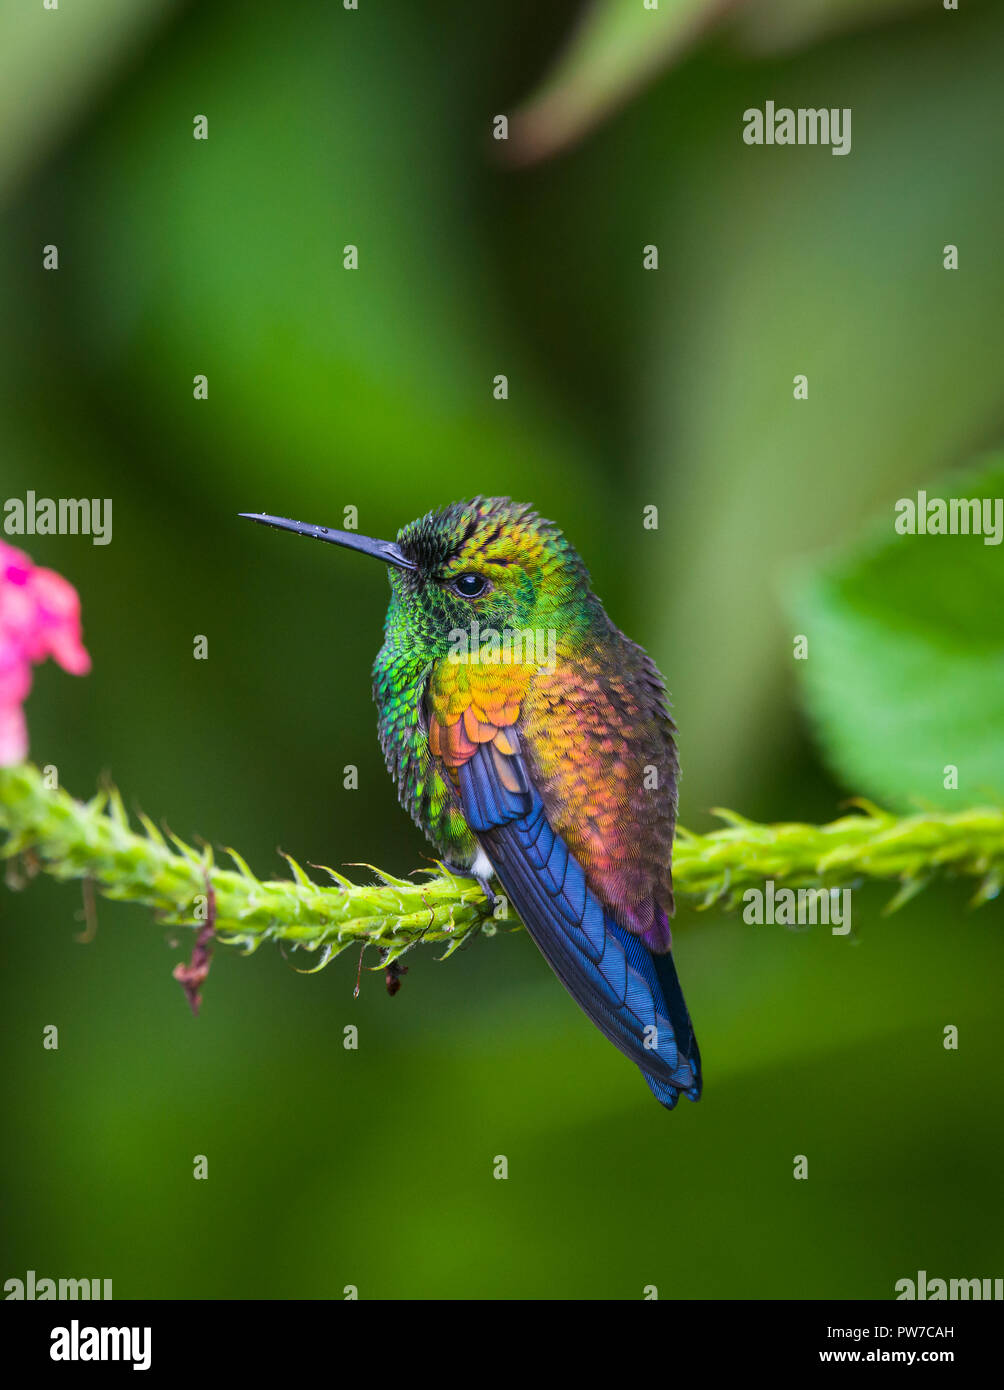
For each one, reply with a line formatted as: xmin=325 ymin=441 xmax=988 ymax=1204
xmin=239 ymin=513 xmax=416 ymax=570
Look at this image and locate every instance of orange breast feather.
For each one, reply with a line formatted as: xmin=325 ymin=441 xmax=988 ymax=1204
xmin=426 ymin=657 xmax=528 ymax=780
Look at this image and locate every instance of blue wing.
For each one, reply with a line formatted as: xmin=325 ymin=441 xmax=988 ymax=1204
xmin=457 ymin=737 xmax=701 ymax=1110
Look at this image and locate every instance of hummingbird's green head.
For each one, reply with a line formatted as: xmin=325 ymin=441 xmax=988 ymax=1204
xmin=240 ymin=497 xmax=595 ymax=663
xmin=386 ymin=496 xmax=591 ymax=659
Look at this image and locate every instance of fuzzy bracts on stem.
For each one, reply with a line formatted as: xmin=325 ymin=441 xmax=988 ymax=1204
xmin=1 ymin=763 xmax=1001 ymax=971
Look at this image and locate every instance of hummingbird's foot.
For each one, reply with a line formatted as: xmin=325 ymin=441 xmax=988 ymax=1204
xmin=475 ymin=875 xmax=499 ymax=911
xmin=442 ymin=859 xmax=499 ymax=912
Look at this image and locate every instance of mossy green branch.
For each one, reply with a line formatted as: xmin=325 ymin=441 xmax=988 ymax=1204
xmin=0 ymin=763 xmax=1001 ymax=971
xmin=0 ymin=763 xmax=492 ymax=969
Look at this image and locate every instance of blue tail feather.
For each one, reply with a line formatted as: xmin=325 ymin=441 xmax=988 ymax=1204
xmin=457 ymin=748 xmax=702 ymax=1109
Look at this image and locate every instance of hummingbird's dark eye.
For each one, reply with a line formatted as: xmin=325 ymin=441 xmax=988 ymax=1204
xmin=452 ymin=572 xmax=488 ymax=598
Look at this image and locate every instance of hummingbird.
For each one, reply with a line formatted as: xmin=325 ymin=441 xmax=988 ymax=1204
xmin=241 ymin=498 xmax=701 ymax=1110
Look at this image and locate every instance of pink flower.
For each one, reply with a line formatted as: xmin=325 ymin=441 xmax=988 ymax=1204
xmin=0 ymin=540 xmax=91 ymax=765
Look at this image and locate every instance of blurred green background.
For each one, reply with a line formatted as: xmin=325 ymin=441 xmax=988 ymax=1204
xmin=2 ymin=0 xmax=1002 ymax=1299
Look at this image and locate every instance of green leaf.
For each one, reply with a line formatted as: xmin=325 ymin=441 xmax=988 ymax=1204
xmin=735 ymin=0 xmax=928 ymax=56
xmin=790 ymin=456 xmax=1004 ymax=810
xmin=508 ymin=0 xmax=933 ymax=164
xmin=509 ymin=0 xmax=726 ymax=164
xmin=0 ymin=0 xmax=175 ymax=202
